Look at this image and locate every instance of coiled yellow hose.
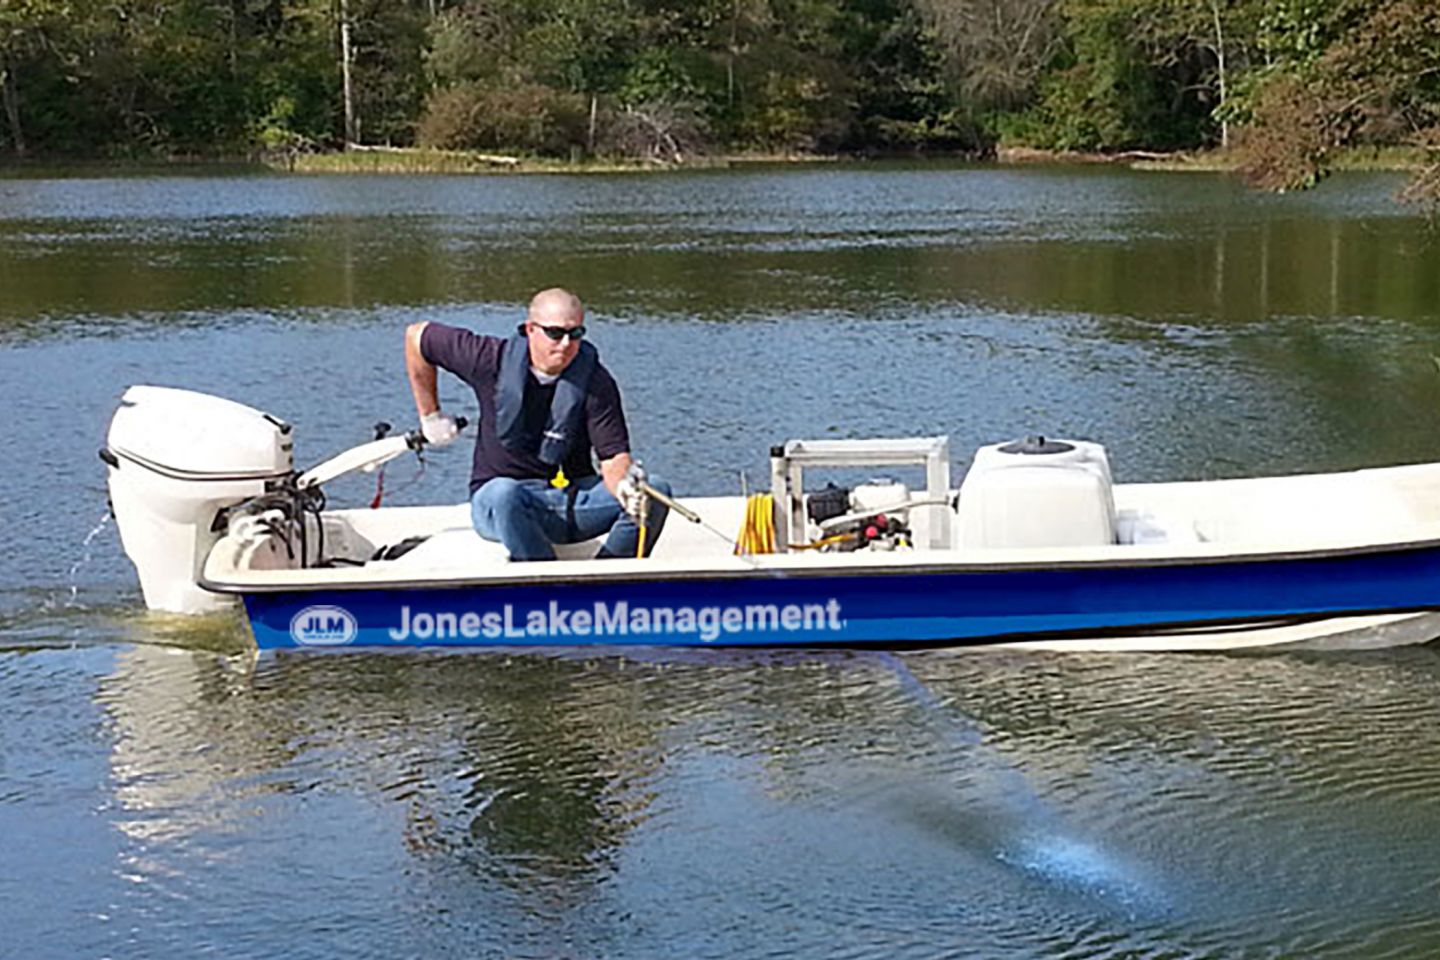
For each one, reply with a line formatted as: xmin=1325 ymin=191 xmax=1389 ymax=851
xmin=735 ymin=493 xmax=777 ymax=555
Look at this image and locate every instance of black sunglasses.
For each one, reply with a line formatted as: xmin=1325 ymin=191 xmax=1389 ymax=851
xmin=530 ymin=322 xmax=586 ymax=342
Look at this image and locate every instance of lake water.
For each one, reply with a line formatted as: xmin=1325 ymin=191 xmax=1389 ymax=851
xmin=5 ymin=162 xmax=1440 ymax=957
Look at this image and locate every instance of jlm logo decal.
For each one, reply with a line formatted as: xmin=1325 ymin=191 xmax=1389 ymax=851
xmin=290 ymin=605 xmax=358 ymax=646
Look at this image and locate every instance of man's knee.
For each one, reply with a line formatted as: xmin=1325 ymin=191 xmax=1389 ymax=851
xmin=476 ymin=477 xmax=525 ymax=514
xmin=472 ymin=477 xmax=532 ymax=536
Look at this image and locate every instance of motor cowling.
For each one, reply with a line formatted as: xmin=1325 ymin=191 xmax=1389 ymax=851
xmin=105 ymin=386 xmax=293 ymax=613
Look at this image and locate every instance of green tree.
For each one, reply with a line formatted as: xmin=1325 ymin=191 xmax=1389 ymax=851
xmin=417 ymin=0 xmax=650 ymax=154
xmin=0 ymin=0 xmax=84 ymax=156
xmin=249 ymin=0 xmax=338 ymax=151
xmin=918 ymin=0 xmax=1062 ymax=113
xmin=1236 ymin=0 xmax=1440 ymax=201
xmin=991 ymin=0 xmax=1260 ymax=151
xmin=346 ymin=0 xmax=429 ymax=145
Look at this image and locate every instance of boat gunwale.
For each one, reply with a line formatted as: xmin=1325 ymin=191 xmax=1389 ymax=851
xmin=200 ymin=530 xmax=1440 ymax=595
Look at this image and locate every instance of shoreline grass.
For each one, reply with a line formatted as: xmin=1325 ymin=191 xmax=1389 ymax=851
xmin=1 ymin=144 xmax=1430 ymax=178
xmin=272 ymin=146 xmax=851 ymax=175
xmin=1119 ymin=145 xmax=1431 ymax=173
xmin=284 ymin=144 xmax=1431 ymax=176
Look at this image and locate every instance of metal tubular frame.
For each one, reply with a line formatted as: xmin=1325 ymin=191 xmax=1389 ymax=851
xmin=769 ymin=437 xmax=952 ymax=552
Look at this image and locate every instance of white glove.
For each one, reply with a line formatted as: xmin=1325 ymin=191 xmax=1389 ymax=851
xmin=615 ymin=461 xmax=649 ymax=521
xmin=421 ymin=411 xmax=460 ymax=447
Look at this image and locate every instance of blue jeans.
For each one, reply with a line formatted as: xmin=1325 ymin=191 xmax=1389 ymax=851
xmin=470 ymin=474 xmax=672 ymax=561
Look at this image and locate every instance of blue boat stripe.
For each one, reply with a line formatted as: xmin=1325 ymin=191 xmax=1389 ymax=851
xmin=242 ymin=543 xmax=1440 ymax=649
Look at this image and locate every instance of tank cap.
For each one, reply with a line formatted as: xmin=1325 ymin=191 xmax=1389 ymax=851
xmin=998 ymin=435 xmax=1075 ymax=455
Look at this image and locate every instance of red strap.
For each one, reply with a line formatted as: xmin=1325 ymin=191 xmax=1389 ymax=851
xmin=370 ymin=466 xmax=386 ymax=509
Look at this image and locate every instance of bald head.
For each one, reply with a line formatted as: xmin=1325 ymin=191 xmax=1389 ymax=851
xmin=524 ymin=287 xmax=587 ymax=376
xmin=528 ymin=288 xmax=584 ymax=327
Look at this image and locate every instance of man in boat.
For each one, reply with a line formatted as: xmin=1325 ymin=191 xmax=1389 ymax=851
xmin=404 ymin=287 xmax=671 ymax=561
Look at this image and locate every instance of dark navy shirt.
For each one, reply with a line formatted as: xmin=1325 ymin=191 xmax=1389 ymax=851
xmin=421 ymin=323 xmax=630 ymax=494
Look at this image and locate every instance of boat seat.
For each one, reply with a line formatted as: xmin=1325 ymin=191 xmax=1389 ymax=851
xmin=375 ymin=527 xmax=604 ymax=568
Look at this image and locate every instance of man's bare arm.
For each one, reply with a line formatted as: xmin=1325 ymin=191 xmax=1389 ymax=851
xmin=600 ymin=451 xmax=634 ymax=499
xmin=406 ymin=322 xmax=440 ymax=417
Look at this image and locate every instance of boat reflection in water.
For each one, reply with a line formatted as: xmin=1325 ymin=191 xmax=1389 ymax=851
xmin=99 ymin=642 xmax=662 ymax=905
xmin=96 ymin=635 xmax=1159 ymax=920
xmin=88 ymin=628 xmax=1440 ymax=954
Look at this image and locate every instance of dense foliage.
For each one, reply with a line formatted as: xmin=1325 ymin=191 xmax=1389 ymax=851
xmin=0 ymin=0 xmax=1435 ymax=194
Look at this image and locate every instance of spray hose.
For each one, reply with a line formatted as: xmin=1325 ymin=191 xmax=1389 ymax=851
xmin=629 ymin=482 xmax=776 ymax=559
xmin=634 ymin=479 xmax=702 ymax=559
xmin=735 ymin=493 xmax=777 ymax=555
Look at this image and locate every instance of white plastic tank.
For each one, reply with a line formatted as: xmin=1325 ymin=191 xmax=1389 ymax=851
xmin=957 ymin=436 xmax=1116 ymax=550
xmin=104 ymin=386 xmax=293 ymax=613
xmin=851 ymin=478 xmax=912 ymax=514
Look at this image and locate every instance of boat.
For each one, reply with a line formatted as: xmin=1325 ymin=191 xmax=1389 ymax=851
xmin=102 ymin=385 xmax=1440 ymax=652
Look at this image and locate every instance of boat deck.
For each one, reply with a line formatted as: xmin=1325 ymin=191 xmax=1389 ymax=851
xmin=204 ymin=460 xmax=1440 ymax=590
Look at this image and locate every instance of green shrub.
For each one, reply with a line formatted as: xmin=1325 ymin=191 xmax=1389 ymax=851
xmin=416 ymin=82 xmax=588 ymax=155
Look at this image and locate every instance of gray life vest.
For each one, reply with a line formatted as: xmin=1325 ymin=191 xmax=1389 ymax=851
xmin=494 ymin=333 xmax=598 ymax=465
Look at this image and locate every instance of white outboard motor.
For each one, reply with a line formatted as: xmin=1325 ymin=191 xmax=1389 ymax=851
xmin=957 ymin=436 xmax=1116 ymax=549
xmin=103 ymin=386 xmax=293 ymax=614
